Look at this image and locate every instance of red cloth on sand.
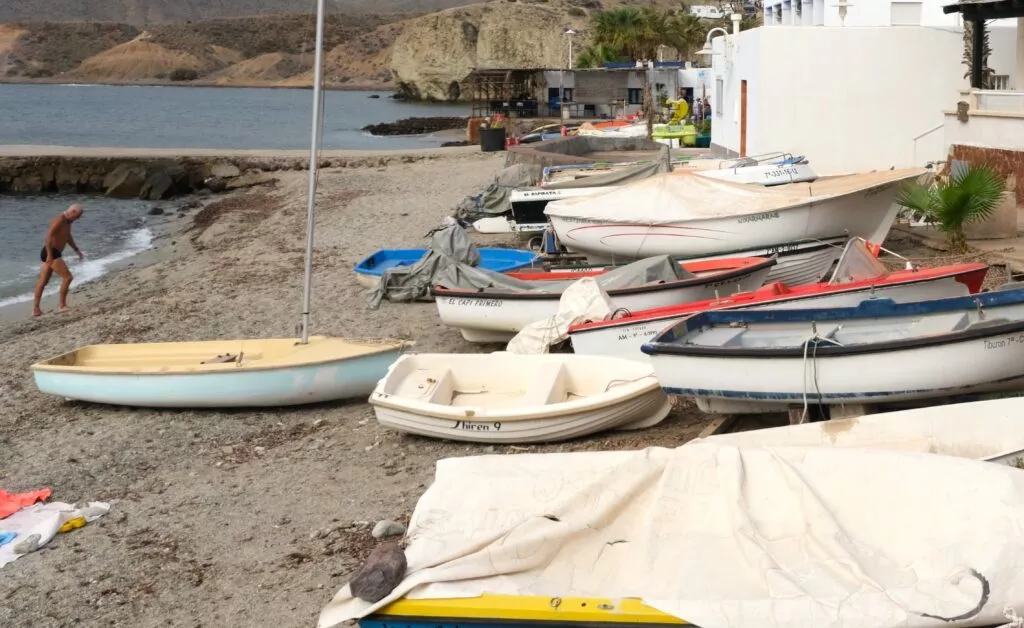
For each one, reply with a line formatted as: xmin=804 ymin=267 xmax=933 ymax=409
xmin=0 ymin=488 xmax=52 ymax=519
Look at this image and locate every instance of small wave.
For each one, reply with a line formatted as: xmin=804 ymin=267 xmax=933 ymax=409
xmin=0 ymin=228 xmax=154 ymax=309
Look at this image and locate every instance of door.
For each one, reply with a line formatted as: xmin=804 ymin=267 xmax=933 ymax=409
xmin=740 ymin=80 xmax=748 ymax=158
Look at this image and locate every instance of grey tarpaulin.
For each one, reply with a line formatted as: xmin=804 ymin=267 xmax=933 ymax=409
xmin=433 ymin=254 xmax=694 ymax=294
xmin=452 ymin=163 xmax=541 ymax=222
xmin=368 ymin=222 xmax=493 ymax=309
xmin=542 ymin=160 xmax=671 ymax=190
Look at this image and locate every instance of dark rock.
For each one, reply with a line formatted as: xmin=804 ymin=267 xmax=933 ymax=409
xmin=362 ymin=116 xmax=467 ymax=136
xmin=140 ymin=171 xmax=174 ymax=200
xmin=348 ymin=542 xmax=407 ymax=603
xmin=104 ymin=164 xmax=147 ymax=199
xmin=369 ymin=94 xmax=380 ymax=99
xmin=148 ymin=206 xmax=165 ymax=215
xmin=441 ymin=140 xmax=472 ymax=147
xmin=204 ymin=177 xmax=227 ymax=193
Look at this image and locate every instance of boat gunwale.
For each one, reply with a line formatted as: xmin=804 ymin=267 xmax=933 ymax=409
xmin=430 ymin=256 xmax=777 ymax=301
xmin=29 ymin=337 xmax=409 ymax=376
xmin=567 ymin=264 xmax=991 ymax=334
xmin=353 ymin=248 xmax=539 ymax=277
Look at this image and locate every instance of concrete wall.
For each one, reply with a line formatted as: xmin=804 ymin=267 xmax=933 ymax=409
xmin=710 ymin=25 xmax=1018 ymax=175
xmin=762 ymin=0 xmax=1018 ymax=28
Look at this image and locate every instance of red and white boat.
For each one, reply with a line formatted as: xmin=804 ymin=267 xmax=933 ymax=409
xmin=433 ymin=256 xmax=776 ymax=343
xmin=568 ymin=239 xmax=989 ymax=361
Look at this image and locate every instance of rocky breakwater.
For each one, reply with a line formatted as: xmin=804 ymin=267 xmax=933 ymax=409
xmin=362 ymin=116 xmax=467 ymax=136
xmin=0 ymin=152 xmax=455 ymax=199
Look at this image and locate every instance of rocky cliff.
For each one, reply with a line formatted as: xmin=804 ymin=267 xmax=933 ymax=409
xmin=390 ymin=2 xmax=591 ymax=101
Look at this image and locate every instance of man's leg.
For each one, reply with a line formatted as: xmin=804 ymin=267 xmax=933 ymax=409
xmin=51 ymin=258 xmax=73 ymax=312
xmin=32 ymin=263 xmax=53 ymax=316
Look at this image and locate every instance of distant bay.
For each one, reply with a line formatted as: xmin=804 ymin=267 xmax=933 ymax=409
xmin=0 ymin=84 xmax=468 ymax=150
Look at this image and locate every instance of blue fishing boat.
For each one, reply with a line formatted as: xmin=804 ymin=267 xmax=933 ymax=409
xmin=354 ymin=248 xmax=539 ymax=288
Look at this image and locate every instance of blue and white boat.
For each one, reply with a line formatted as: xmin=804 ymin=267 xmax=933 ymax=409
xmin=641 ymin=285 xmax=1024 ymax=414
xmin=353 ymin=247 xmax=539 ymax=288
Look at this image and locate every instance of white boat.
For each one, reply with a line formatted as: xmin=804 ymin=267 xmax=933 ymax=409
xmin=642 ymin=286 xmax=1024 ymax=413
xmin=369 ymin=353 xmax=671 ymax=443
xmin=29 ymin=1 xmax=408 ymax=408
xmin=508 ymin=186 xmax=617 ymax=234
xmin=568 ymin=239 xmax=990 ymax=362
xmin=434 ymin=255 xmax=776 ymax=343
xmin=695 ymin=161 xmax=817 ymax=186
xmin=544 ymin=167 xmax=926 ymax=265
xmin=700 ymin=396 xmax=1024 ymax=465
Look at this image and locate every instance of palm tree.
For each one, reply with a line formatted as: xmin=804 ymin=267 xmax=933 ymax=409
xmin=665 ymin=10 xmax=706 ymax=61
xmin=896 ymin=165 xmax=1006 ymax=253
xmin=575 ymin=43 xmax=621 ymax=68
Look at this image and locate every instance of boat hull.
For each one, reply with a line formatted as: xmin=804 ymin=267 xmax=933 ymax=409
xmin=570 ymin=275 xmax=983 ymax=362
xmin=370 ymin=353 xmax=672 ymax=443
xmin=30 ymin=336 xmax=406 ymax=408
xmin=645 ymin=297 xmax=1024 ymax=412
xmin=436 ymin=259 xmax=775 ymax=343
xmin=354 ymin=247 xmax=538 ymax=288
xmin=547 ymin=185 xmax=902 ymax=264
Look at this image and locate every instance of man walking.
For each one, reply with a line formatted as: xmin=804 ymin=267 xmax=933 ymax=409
xmin=32 ymin=204 xmax=85 ymax=317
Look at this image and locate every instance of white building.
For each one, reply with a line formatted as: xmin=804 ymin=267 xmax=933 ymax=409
xmin=708 ymin=10 xmax=1022 ymax=174
xmin=762 ymin=0 xmax=1010 ymax=27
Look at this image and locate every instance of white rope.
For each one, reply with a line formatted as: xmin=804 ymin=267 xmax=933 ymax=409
xmin=800 ymin=324 xmax=844 ymax=423
xmin=995 ymin=606 xmax=1024 ymax=628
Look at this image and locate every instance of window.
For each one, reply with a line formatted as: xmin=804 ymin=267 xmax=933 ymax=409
xmin=890 ymin=1 xmax=922 ymax=25
xmin=627 ymin=88 xmax=643 ymax=105
xmin=715 ymin=79 xmax=724 ymax=116
xmin=992 ymin=75 xmax=1010 ymax=90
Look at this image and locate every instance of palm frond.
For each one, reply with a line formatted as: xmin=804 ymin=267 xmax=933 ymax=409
xmin=895 ymin=182 xmax=937 ymax=216
xmin=946 ymin=165 xmax=1006 ymax=225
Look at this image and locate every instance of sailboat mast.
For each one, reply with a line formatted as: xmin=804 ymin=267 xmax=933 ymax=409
xmin=299 ymin=0 xmax=327 ymax=345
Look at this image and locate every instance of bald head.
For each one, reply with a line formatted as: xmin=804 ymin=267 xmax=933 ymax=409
xmin=65 ymin=204 xmax=83 ymax=222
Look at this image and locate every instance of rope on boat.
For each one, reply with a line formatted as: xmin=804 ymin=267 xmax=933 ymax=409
xmin=605 ymin=374 xmax=657 ymax=392
xmin=799 ymin=324 xmax=844 ymax=423
xmin=996 ymin=607 xmax=1024 ymax=628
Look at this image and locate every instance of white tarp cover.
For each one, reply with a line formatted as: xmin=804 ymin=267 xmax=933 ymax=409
xmin=505 ymin=277 xmax=614 ymax=354
xmin=319 ymin=442 xmax=1024 ymax=628
xmin=543 ymin=167 xmax=926 ymax=224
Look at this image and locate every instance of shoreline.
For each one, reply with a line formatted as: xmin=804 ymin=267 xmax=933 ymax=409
xmin=0 ymin=198 xmax=195 ymax=324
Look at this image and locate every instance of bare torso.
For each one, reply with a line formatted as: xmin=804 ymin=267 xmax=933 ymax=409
xmin=45 ymin=215 xmax=72 ymax=252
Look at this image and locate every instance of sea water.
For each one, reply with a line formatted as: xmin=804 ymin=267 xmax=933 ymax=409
xmin=0 ymin=195 xmax=157 ymax=307
xmin=0 ymin=84 xmax=468 ymax=150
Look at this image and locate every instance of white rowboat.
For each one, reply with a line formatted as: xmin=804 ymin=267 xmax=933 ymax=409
xmin=370 ymin=353 xmax=672 ymax=444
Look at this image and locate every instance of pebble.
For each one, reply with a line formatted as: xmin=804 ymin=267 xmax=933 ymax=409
xmin=313 ymin=419 xmax=325 ymax=428
xmin=371 ymin=520 xmax=405 ymax=539
xmin=310 ymin=529 xmax=327 ymax=540
xmin=254 ymin=446 xmax=266 ymax=455
xmin=221 ymin=446 xmax=234 ymax=455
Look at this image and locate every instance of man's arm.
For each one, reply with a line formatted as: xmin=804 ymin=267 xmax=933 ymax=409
xmin=67 ymin=230 xmax=84 ymax=259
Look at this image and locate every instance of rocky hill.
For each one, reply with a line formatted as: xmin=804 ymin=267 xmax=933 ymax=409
xmin=0 ymin=0 xmax=682 ymax=97
xmin=0 ymin=0 xmax=483 ymax=25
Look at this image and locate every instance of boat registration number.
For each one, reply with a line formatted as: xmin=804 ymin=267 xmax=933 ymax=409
xmin=617 ymin=326 xmax=660 ymax=341
xmin=452 ymin=420 xmax=502 ymax=432
xmin=983 ymin=333 xmax=1024 ymax=350
xmin=763 ymin=166 xmax=800 ymax=178
xmin=445 ymin=297 xmax=504 ymax=308
xmin=737 ymin=211 xmax=780 ymax=224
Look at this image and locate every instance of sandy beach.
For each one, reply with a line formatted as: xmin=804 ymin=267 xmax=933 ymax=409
xmin=0 ymin=149 xmax=723 ymax=627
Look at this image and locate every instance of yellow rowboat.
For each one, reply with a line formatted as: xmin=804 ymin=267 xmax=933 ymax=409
xmin=361 ymin=594 xmax=690 ymax=627
xmin=31 ymin=336 xmax=408 ymax=408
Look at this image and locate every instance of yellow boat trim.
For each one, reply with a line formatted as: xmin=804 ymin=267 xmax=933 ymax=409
xmin=372 ymin=594 xmax=689 ymax=625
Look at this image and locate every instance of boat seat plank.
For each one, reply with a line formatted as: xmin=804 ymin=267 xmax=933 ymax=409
xmin=519 ymin=363 xmax=569 ymax=407
xmin=396 ymin=367 xmax=455 ymax=404
xmin=911 ymin=312 xmax=970 ymax=336
xmin=690 ymin=327 xmax=747 ymax=347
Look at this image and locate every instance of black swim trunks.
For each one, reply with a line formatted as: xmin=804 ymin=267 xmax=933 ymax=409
xmin=39 ymin=247 xmax=63 ymax=263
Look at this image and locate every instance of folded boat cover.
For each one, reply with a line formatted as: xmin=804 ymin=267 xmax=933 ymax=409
xmin=543 ymin=167 xmax=925 ymax=224
xmin=319 ymin=442 xmax=1024 ymax=628
xmin=505 ymin=277 xmax=614 ymax=354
